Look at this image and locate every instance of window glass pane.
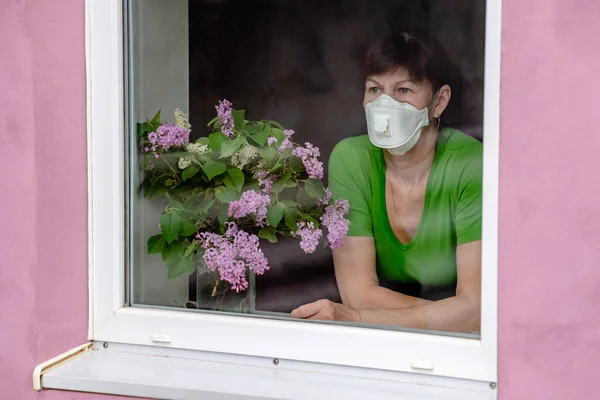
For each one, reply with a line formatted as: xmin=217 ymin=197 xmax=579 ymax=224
xmin=126 ymin=0 xmax=486 ymax=338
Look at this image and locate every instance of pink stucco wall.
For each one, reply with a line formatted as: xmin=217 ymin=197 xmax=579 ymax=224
xmin=497 ymin=0 xmax=600 ymax=398
xmin=0 ymin=0 xmax=599 ymax=399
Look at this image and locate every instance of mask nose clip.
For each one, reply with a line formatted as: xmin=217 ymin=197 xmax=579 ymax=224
xmin=373 ymin=114 xmax=391 ymax=137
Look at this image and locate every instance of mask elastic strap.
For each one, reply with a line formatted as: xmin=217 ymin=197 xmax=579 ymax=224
xmin=427 ymin=88 xmax=441 ymax=125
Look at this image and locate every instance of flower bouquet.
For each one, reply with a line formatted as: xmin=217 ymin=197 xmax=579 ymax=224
xmin=138 ymin=100 xmax=350 ymax=312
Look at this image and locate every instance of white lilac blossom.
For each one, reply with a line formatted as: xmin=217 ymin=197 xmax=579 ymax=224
xmin=174 ymin=108 xmax=192 ymax=131
xmin=185 ymin=143 xmax=209 ymax=155
xmin=178 ymin=157 xmax=192 ymax=170
xmin=231 ymin=145 xmax=258 ymax=170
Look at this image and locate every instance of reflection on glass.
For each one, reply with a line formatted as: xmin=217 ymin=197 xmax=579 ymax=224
xmin=127 ymin=0 xmax=486 ymax=337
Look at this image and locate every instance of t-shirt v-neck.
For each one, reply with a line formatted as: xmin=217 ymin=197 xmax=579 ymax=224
xmin=328 ymin=128 xmax=483 ymax=287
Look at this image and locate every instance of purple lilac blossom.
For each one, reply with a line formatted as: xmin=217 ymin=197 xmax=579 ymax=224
xmin=227 ymin=190 xmax=271 ymax=225
xmin=292 ymin=142 xmax=324 ymax=179
xmin=267 ymin=136 xmax=278 ymax=146
xmin=321 ymin=198 xmax=351 ymax=248
xmin=256 ymin=171 xmax=277 ymax=194
xmin=197 ymin=223 xmax=269 ymax=292
xmin=296 ymin=221 xmax=323 ymax=254
xmin=317 ymin=188 xmax=333 ymax=207
xmin=145 ymin=123 xmax=190 ymax=156
xmin=278 ymin=129 xmax=295 ymax=151
xmin=216 ymin=99 xmax=235 ymax=138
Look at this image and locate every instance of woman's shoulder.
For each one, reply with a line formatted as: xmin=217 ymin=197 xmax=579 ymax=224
xmin=441 ymin=127 xmax=483 ymax=154
xmin=332 ymin=134 xmax=377 ymax=154
xmin=330 ymin=135 xmax=379 ymax=166
xmin=438 ymin=128 xmax=483 ymax=179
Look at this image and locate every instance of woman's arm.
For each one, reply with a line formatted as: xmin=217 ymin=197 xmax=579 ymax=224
xmin=357 ymin=241 xmax=481 ymax=332
xmin=292 ymin=240 xmax=481 ymax=333
xmin=333 ymin=236 xmax=432 ymax=309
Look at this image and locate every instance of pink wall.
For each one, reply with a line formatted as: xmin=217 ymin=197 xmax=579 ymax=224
xmin=498 ymin=0 xmax=600 ymax=398
xmin=0 ymin=1 xmax=123 ymax=399
xmin=1 ymin=0 xmax=599 ymax=399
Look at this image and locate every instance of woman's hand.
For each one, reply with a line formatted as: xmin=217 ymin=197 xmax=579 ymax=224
xmin=291 ymin=299 xmax=361 ymax=322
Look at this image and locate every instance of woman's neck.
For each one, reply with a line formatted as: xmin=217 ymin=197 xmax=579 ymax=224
xmin=384 ymin=127 xmax=438 ymax=185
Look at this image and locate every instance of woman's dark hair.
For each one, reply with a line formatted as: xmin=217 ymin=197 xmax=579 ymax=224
xmin=362 ymin=29 xmax=463 ymax=126
xmin=363 ymin=29 xmax=456 ymax=94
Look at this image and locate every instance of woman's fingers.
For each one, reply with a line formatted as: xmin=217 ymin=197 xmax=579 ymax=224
xmin=291 ymin=301 xmax=322 ymax=319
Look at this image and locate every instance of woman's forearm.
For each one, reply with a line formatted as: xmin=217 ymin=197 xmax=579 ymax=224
xmin=347 ymin=285 xmax=432 ymax=310
xmin=356 ymin=295 xmax=480 ymax=333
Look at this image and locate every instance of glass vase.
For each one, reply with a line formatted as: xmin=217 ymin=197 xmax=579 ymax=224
xmin=194 ymin=256 xmax=256 ymax=313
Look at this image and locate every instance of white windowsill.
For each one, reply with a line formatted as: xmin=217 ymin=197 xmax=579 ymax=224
xmin=38 ymin=342 xmax=496 ymax=400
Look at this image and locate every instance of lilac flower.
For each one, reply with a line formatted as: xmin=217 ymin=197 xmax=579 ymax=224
xmin=292 ymin=142 xmax=324 ymax=179
xmin=278 ymin=129 xmax=295 ymax=151
xmin=216 ymin=99 xmax=235 ymax=138
xmin=321 ymin=198 xmax=351 ymax=248
xmin=197 ymin=223 xmax=269 ymax=292
xmin=227 ymin=190 xmax=271 ymax=225
xmin=257 ymin=171 xmax=277 ymax=194
xmin=296 ymin=221 xmax=323 ymax=254
xmin=317 ymin=188 xmax=333 ymax=207
xmin=267 ymin=136 xmax=278 ymax=146
xmin=145 ymin=123 xmax=190 ymax=156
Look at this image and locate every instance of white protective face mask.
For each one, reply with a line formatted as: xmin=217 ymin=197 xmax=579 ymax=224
xmin=365 ymin=93 xmax=435 ymax=155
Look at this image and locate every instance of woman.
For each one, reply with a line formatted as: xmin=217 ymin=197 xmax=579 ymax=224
xmin=291 ymin=30 xmax=482 ymax=333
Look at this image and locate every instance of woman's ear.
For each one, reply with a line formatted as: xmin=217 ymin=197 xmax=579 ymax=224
xmin=432 ymin=84 xmax=452 ymax=118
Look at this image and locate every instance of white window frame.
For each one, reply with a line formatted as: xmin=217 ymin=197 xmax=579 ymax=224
xmin=87 ymin=0 xmax=500 ymax=385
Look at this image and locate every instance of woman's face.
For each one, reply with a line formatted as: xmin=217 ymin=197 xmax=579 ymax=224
xmin=362 ymin=67 xmax=436 ymax=110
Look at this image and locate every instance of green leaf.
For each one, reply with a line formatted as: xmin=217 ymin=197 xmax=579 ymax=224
xmin=296 ymin=187 xmax=314 ymax=207
xmin=147 ymin=234 xmax=166 ymax=254
xmin=209 ymin=132 xmax=227 ymax=152
xmin=220 ymin=137 xmax=243 ymax=159
xmin=160 ymin=213 xmax=182 ymax=244
xmin=218 ymin=208 xmax=230 ymax=227
xmin=270 ymin=127 xmax=286 ymax=143
xmin=223 ymin=168 xmax=245 ymax=192
xmin=184 ymin=241 xmax=199 ymax=259
xmin=304 ymin=179 xmax=325 ymax=198
xmin=162 ymin=241 xmax=184 ymax=270
xmin=202 ymin=189 xmax=216 ymax=212
xmin=165 ymin=245 xmax=191 ymax=281
xmin=258 ymin=146 xmax=278 ymax=166
xmin=180 ymin=219 xmax=198 ymax=237
xmin=151 ymin=110 xmax=161 ymax=126
xmin=303 ymin=215 xmax=320 ymax=227
xmin=290 ymin=157 xmax=305 ymax=173
xmin=285 ymin=179 xmax=297 ymax=188
xmin=280 ymin=200 xmax=299 ymax=208
xmin=269 ymin=162 xmax=283 ymax=175
xmin=258 ymin=227 xmax=278 ymax=243
xmin=182 ymin=164 xmax=200 ymax=181
xmin=206 ymin=116 xmax=219 ymax=127
xmin=249 ymin=124 xmax=271 ymax=146
xmin=178 ymin=255 xmax=197 ymax=277
xmin=215 ymin=186 xmax=240 ymax=203
xmin=271 ymin=171 xmax=292 ymax=194
xmin=284 ymin=207 xmax=299 ymax=232
xmin=232 ymin=109 xmax=245 ymax=131
xmin=202 ymin=160 xmax=227 ymax=180
xmin=266 ymin=203 xmax=285 ymax=228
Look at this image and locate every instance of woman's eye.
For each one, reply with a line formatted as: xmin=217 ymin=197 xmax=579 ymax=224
xmin=368 ymin=87 xmax=380 ymax=94
xmin=398 ymin=87 xmax=412 ymax=94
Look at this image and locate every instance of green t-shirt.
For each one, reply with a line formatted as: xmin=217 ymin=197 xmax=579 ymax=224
xmin=329 ymin=128 xmax=483 ymax=287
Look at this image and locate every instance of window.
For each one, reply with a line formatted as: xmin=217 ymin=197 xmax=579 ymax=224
xmin=86 ymin=0 xmax=500 ymax=393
